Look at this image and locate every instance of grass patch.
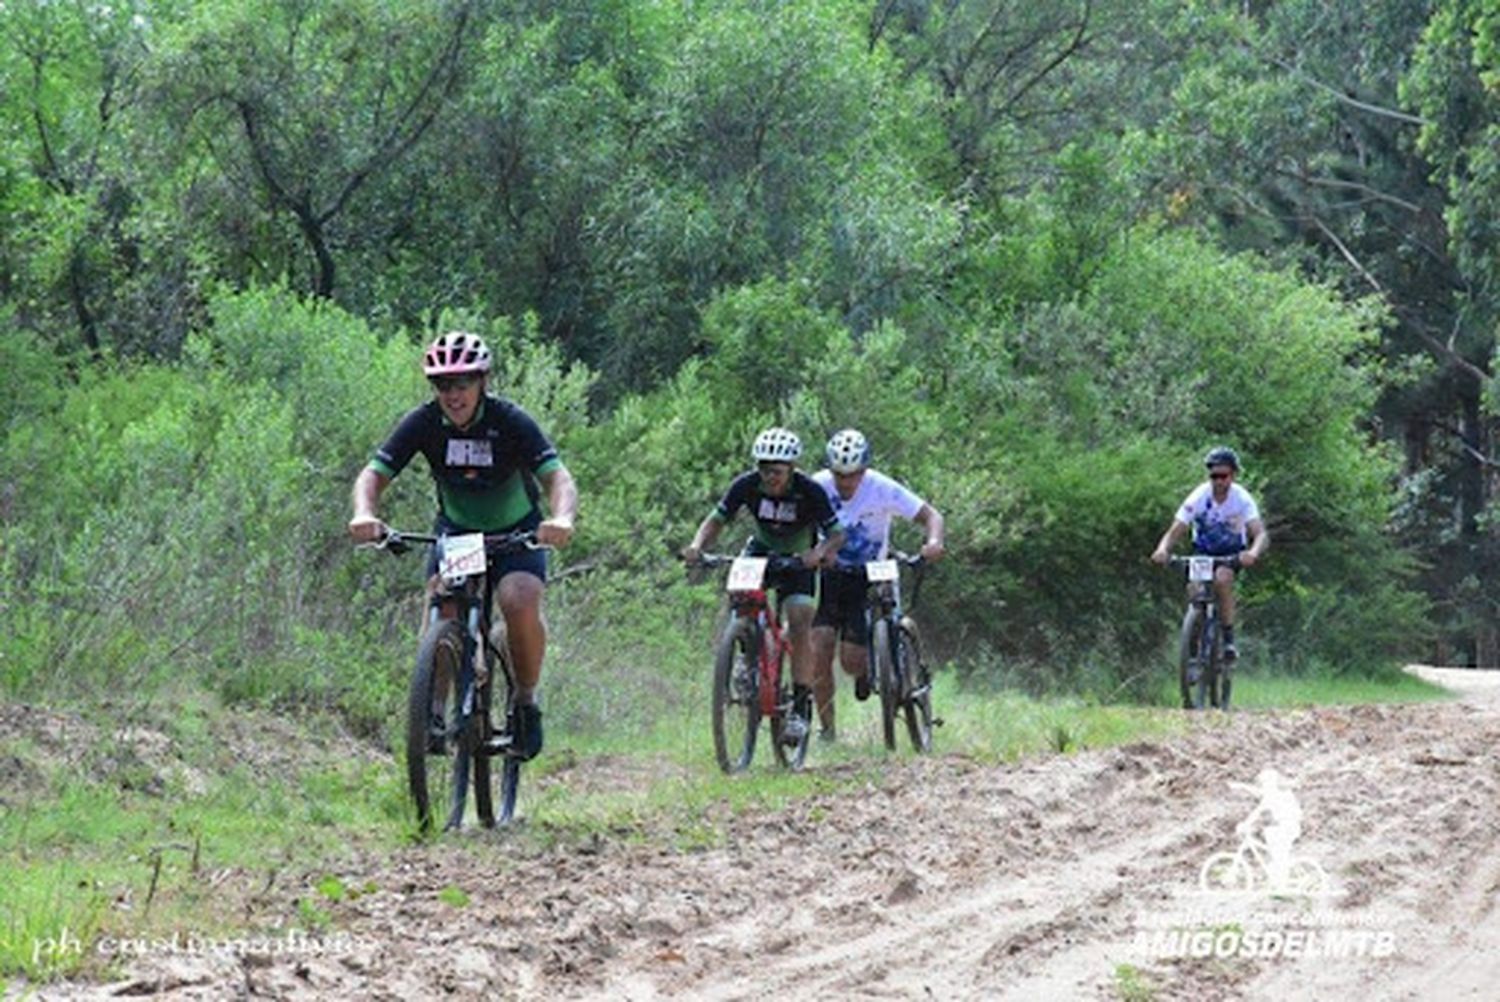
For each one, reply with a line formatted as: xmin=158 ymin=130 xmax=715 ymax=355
xmin=1113 ymin=962 xmax=1157 ymax=1002
xmin=1220 ymin=669 xmax=1451 ymax=709
xmin=0 ymin=708 xmax=405 ymax=984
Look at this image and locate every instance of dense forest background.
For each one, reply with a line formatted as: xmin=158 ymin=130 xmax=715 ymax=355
xmin=3 ymin=0 xmax=1498 ymax=735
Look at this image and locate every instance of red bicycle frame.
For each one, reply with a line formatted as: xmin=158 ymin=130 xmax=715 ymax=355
xmin=730 ymin=588 xmax=788 ymax=718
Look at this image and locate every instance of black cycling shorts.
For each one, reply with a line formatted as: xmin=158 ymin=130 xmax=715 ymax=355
xmin=425 ymin=513 xmax=548 ymax=611
xmin=814 ymin=566 xmax=870 ymax=644
xmin=743 ymin=543 xmax=816 ymax=604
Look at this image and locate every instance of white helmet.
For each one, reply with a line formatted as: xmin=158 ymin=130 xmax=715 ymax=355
xmin=825 ymin=428 xmax=871 ymax=474
xmin=422 ymin=331 xmax=492 ymax=376
xmin=751 ymin=427 xmax=802 ymax=463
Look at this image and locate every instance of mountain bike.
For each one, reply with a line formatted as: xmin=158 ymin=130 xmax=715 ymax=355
xmin=368 ymin=528 xmax=541 ymax=833
xmin=861 ymin=553 xmax=934 ymax=752
xmin=1169 ymin=554 xmax=1240 ymax=711
xmin=694 ymin=552 xmax=811 ymax=773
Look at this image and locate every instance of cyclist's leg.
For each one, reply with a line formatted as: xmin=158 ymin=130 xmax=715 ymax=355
xmin=1214 ymin=564 xmax=1239 ymax=657
xmin=492 ymin=543 xmax=549 ymax=760
xmin=1214 ymin=565 xmax=1237 ymax=628
xmin=495 ymin=570 xmax=546 ymax=697
xmin=811 ymin=575 xmax=841 ymax=735
xmin=784 ymin=600 xmax=818 ymax=689
xmin=774 ymin=564 xmax=819 ymax=738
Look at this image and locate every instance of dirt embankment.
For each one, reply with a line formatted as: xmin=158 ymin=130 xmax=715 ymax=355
xmin=24 ymin=667 xmax=1500 ymax=1001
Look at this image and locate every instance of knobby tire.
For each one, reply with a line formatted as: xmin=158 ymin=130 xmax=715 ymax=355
xmin=769 ymin=628 xmax=808 ymax=771
xmin=1178 ymin=605 xmax=1203 ymax=710
xmin=406 ymin=618 xmax=479 ymax=835
xmin=897 ymin=620 xmax=933 ymax=753
xmin=872 ymin=618 xmax=899 ymax=751
xmin=713 ymin=618 xmax=759 ymax=773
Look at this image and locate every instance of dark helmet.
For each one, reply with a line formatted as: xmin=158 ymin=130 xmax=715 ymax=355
xmin=1204 ymin=446 xmax=1240 ymax=471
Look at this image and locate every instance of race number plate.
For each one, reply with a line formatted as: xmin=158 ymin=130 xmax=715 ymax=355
xmin=865 ymin=559 xmax=899 ymax=582
xmin=726 ymin=556 xmax=768 ymax=591
xmin=1187 ymin=556 xmax=1215 ymax=582
xmin=440 ymin=533 xmax=487 ymax=580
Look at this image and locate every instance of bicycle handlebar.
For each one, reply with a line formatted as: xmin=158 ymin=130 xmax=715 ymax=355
xmin=363 ymin=528 xmax=546 ymax=557
xmin=690 ymin=552 xmax=808 ymax=573
xmin=826 ymin=551 xmax=925 ymax=572
xmin=1167 ymin=554 xmax=1241 ymax=568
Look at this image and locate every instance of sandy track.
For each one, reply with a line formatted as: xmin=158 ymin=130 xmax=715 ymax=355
xmin=31 ymin=667 xmax=1500 ymax=1001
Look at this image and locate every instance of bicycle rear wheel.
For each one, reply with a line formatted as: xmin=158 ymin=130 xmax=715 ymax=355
xmin=774 ymin=660 xmax=810 ymax=774
xmin=1177 ymin=605 xmax=1204 ymax=710
xmin=872 ymin=618 xmax=899 ymax=750
xmin=897 ymin=620 xmax=933 ymax=753
xmin=769 ymin=632 xmax=808 ymax=770
xmin=712 ymin=618 xmax=760 ymax=773
xmin=406 ymin=618 xmax=477 ymax=834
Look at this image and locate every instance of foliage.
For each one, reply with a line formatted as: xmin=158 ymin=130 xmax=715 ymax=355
xmin=0 ymin=0 xmax=1456 ymax=727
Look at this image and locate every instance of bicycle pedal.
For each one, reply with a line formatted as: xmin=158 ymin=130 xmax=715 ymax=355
xmin=932 ymin=717 xmax=945 ymax=727
xmin=482 ymin=733 xmax=514 ymax=757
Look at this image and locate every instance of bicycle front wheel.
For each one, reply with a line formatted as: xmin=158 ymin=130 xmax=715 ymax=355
xmin=872 ymin=618 xmax=899 ymax=751
xmin=406 ymin=618 xmax=476 ymax=835
xmin=1199 ymin=613 xmax=1225 ymax=711
xmin=897 ymin=620 xmax=933 ymax=753
xmin=1214 ymin=637 xmax=1233 ymax=712
xmin=472 ymin=670 xmax=496 ymax=828
xmin=712 ymin=618 xmax=760 ymax=773
xmin=1177 ymin=605 xmax=1204 ymax=710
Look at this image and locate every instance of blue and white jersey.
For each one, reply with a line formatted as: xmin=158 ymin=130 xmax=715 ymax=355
xmin=1175 ymin=482 xmax=1261 ymax=557
xmin=813 ymin=468 xmax=925 ymax=569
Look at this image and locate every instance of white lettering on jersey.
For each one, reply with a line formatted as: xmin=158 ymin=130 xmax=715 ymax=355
xmin=446 ymin=439 xmax=494 ymax=467
xmin=756 ymin=498 xmax=798 ymax=523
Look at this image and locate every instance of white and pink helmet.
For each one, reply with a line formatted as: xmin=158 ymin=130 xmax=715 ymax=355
xmin=422 ymin=331 xmax=492 ymax=377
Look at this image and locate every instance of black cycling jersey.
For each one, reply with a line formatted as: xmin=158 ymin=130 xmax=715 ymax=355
xmin=369 ymin=395 xmax=562 ymax=532
xmin=711 ymin=469 xmax=839 ymax=555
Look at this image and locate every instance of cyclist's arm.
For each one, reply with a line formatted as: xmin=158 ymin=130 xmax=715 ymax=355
xmin=807 ymin=527 xmax=845 ymax=568
xmin=349 ymin=466 xmax=391 ymax=543
xmin=536 ymin=465 xmax=578 ymax=548
xmin=683 ymin=513 xmax=726 ymax=563
xmin=1151 ymin=519 xmax=1189 ymax=564
xmin=1240 ymin=517 xmax=1269 ymax=566
xmin=915 ymin=502 xmax=946 ymax=561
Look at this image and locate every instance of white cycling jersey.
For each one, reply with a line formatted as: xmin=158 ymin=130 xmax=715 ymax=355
xmin=813 ymin=468 xmax=925 ymax=568
xmin=1175 ymin=481 xmax=1261 ymax=556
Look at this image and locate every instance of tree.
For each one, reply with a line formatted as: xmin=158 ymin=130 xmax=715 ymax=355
xmin=0 ymin=0 xmax=158 ymax=357
xmin=151 ymin=0 xmax=475 ymax=300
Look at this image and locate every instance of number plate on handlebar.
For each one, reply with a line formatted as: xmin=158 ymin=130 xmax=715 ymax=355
xmin=440 ymin=533 xmax=487 ymax=581
xmin=1187 ymin=556 xmax=1215 ymax=582
xmin=726 ymin=556 xmax=768 ymax=591
xmin=865 ymin=559 xmax=899 ymax=582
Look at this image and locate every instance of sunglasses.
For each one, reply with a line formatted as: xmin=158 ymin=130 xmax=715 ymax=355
xmin=1209 ymin=471 xmax=1233 ymax=481
xmin=757 ymin=462 xmax=792 ymax=477
xmin=430 ymin=374 xmax=480 ymax=393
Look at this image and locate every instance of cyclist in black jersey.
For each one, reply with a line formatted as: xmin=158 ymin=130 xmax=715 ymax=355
xmin=681 ymin=427 xmax=844 ymax=747
xmin=348 ymin=331 xmax=578 ymax=760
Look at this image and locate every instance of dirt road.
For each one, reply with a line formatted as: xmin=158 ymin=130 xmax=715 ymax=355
xmin=40 ymin=667 xmax=1500 ymax=1000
